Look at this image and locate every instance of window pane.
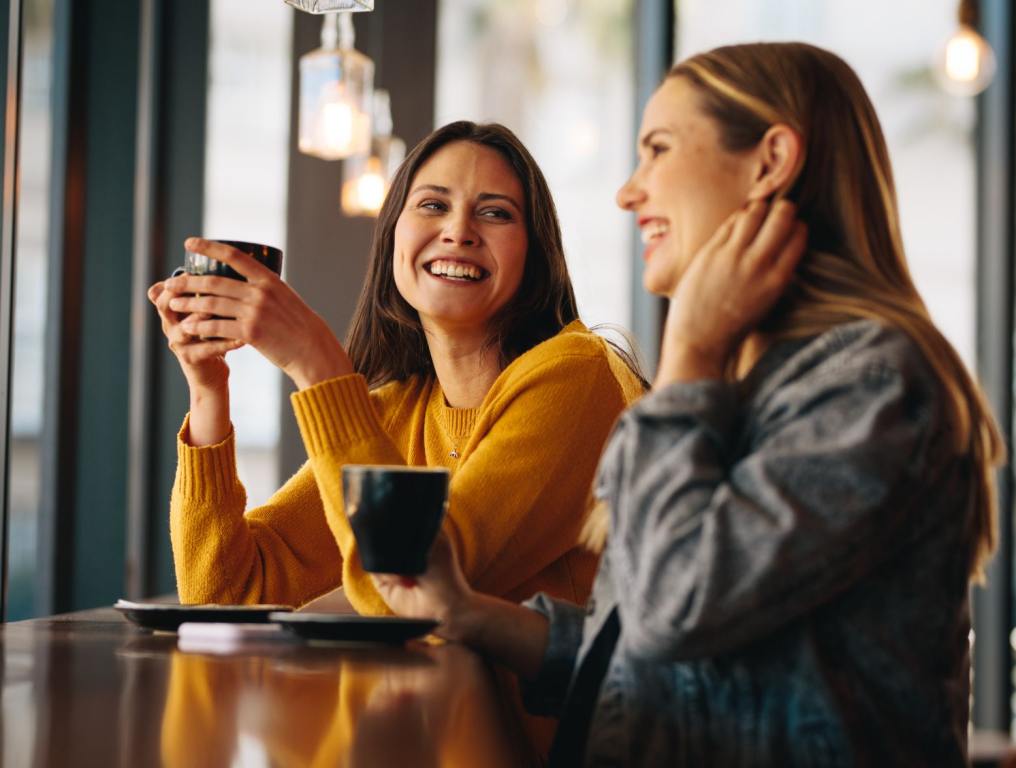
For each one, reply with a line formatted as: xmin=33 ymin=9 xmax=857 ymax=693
xmin=436 ymin=0 xmax=636 ymax=335
xmin=204 ymin=0 xmax=292 ymax=506
xmin=674 ymin=0 xmax=975 ymax=367
xmin=8 ymin=0 xmax=54 ymax=620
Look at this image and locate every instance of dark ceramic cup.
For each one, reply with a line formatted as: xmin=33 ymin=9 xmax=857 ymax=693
xmin=173 ymin=239 xmax=283 ymax=281
xmin=171 ymin=240 xmax=283 ymax=339
xmin=342 ymin=465 xmax=450 ymax=575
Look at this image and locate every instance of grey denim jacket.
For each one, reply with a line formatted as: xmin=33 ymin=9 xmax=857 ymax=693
xmin=524 ymin=320 xmax=976 ymax=767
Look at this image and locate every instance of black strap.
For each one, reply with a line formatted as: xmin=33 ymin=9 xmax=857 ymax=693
xmin=548 ymin=607 xmax=621 ymax=767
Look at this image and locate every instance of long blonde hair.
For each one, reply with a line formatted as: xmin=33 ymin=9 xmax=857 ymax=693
xmin=586 ymin=43 xmax=1004 ymax=580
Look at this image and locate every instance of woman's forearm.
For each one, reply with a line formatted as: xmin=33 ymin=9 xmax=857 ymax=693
xmin=446 ymin=592 xmax=550 ymax=681
xmin=187 ymin=384 xmax=231 ymax=446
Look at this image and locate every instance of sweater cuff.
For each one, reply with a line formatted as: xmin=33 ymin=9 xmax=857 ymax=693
xmin=519 ymin=592 xmax=586 ymax=717
xmin=175 ymin=414 xmax=242 ymax=501
xmin=290 ymin=374 xmax=386 ymax=457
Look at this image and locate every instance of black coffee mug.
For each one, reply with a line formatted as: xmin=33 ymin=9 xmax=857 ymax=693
xmin=342 ymin=465 xmax=450 ymax=575
xmin=170 ymin=240 xmax=283 ymax=339
xmin=172 ymin=239 xmax=283 ymax=281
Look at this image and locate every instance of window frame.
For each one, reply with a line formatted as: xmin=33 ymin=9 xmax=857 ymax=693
xmin=972 ymin=0 xmax=1015 ymax=733
xmin=0 ymin=0 xmax=23 ymax=622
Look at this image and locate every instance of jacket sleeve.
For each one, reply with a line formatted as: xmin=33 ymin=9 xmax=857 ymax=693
xmin=603 ymin=339 xmax=945 ymax=661
xmin=170 ymin=419 xmax=344 ymax=606
xmin=519 ymin=593 xmax=587 ymax=717
xmin=293 ymin=354 xmax=630 ymax=615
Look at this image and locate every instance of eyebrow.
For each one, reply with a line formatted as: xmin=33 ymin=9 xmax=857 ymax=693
xmin=409 ymin=184 xmax=523 ymax=213
xmin=639 ymin=128 xmax=673 ymax=148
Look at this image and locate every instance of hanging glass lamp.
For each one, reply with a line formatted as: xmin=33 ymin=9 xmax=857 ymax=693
xmin=341 ymin=89 xmax=406 ymax=217
xmin=285 ymin=0 xmax=374 ymax=13
xmin=298 ymin=13 xmax=374 ymax=160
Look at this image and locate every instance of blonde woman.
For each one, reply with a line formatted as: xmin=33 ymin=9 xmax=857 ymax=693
xmin=375 ymin=43 xmax=1004 ymax=766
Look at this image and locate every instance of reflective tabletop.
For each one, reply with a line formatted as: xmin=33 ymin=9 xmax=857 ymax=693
xmin=1 ymin=608 xmax=532 ymax=767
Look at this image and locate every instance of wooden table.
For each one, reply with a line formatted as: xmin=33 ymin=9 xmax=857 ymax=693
xmin=0 ymin=608 xmax=533 ymax=767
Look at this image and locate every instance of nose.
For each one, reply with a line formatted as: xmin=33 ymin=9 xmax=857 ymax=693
xmin=441 ymin=210 xmax=479 ymax=247
xmin=616 ymin=170 xmax=645 ymax=211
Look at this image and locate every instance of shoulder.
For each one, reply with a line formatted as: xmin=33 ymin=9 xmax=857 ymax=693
xmin=369 ymin=376 xmax=421 ymax=399
xmin=752 ymin=319 xmax=946 ymax=430
xmin=781 ymin=320 xmax=936 ymax=388
xmin=367 ymin=375 xmax=431 ymax=423
xmin=499 ymin=321 xmax=645 ymax=403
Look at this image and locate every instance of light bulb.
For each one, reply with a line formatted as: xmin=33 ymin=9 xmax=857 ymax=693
xmin=936 ymin=25 xmax=996 ymax=96
xmin=340 ymin=89 xmax=406 ymax=217
xmin=316 ymin=89 xmax=354 ymax=155
xmin=342 ymin=157 xmax=386 ymax=216
xmin=355 ymin=161 xmax=387 ymax=213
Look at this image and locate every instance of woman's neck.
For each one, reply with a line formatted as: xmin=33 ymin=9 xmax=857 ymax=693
xmin=424 ymin=325 xmax=502 ymax=408
xmin=735 ymin=332 xmax=772 ymax=380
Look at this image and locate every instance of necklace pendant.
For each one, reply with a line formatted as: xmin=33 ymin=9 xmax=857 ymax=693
xmin=449 ymin=448 xmax=459 ymax=459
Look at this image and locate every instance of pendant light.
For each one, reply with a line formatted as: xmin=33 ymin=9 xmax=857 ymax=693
xmin=285 ymin=0 xmax=374 ymax=12
xmin=341 ymin=89 xmax=406 ymax=217
xmin=297 ymin=12 xmax=374 ymax=160
xmin=936 ymin=0 xmax=996 ymax=96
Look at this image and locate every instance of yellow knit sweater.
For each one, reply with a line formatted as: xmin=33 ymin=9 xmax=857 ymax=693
xmin=170 ymin=320 xmax=644 ymax=614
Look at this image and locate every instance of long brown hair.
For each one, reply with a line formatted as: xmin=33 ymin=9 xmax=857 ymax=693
xmin=668 ymin=42 xmax=1004 ymax=579
xmin=346 ymin=121 xmax=579 ymax=387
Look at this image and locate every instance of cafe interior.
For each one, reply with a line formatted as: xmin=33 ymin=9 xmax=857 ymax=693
xmin=1 ymin=0 xmax=1015 ymax=764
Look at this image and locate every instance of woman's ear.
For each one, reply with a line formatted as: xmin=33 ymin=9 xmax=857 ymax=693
xmin=746 ymin=124 xmax=803 ymax=201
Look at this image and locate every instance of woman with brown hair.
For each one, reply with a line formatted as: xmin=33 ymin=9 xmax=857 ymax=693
xmin=148 ymin=121 xmax=645 ymax=615
xmin=375 ymin=43 xmax=1003 ymax=765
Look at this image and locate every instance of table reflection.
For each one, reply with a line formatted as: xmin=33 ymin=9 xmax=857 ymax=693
xmin=0 ymin=611 xmax=534 ymax=767
xmin=159 ymin=642 xmax=530 ymax=768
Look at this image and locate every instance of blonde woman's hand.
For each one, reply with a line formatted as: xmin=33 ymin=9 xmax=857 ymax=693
xmin=655 ymin=199 xmax=807 ymax=387
xmin=371 ymin=531 xmax=476 ymax=642
xmin=164 ymin=238 xmax=354 ymax=389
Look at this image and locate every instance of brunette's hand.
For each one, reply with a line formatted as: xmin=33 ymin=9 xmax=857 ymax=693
xmin=148 ymin=279 xmax=241 ymax=392
xmin=371 ymin=531 xmax=475 ymax=641
xmin=656 ymin=199 xmax=807 ymax=386
xmin=164 ymin=238 xmax=354 ymax=389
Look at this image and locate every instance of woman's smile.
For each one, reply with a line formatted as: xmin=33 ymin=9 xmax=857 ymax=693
xmin=423 ymin=257 xmax=490 ymax=283
xmin=638 ymin=216 xmax=671 ymax=262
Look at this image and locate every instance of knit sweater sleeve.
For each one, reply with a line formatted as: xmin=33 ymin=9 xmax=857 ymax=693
xmin=170 ymin=416 xmax=345 ymax=606
xmin=292 ymin=341 xmax=634 ymax=615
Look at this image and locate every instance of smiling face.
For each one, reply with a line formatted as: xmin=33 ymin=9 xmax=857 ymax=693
xmin=617 ymin=76 xmax=758 ymax=296
xmin=392 ymin=140 xmax=528 ymax=338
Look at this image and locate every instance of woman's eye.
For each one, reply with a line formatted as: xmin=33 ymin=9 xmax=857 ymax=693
xmin=479 ymin=208 xmax=512 ymax=220
xmin=419 ymin=199 xmax=446 ymax=212
xmin=649 ymin=143 xmax=669 ymax=158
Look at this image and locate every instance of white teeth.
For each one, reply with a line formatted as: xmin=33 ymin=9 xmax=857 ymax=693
xmin=640 ymin=221 xmax=670 ymax=244
xmin=426 ymin=259 xmax=485 ymax=281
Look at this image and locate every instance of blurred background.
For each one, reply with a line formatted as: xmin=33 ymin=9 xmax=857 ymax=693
xmin=0 ymin=0 xmax=1011 ymax=737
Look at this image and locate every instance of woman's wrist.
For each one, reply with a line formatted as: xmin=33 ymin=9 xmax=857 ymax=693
xmin=449 ymin=593 xmax=550 ymax=680
xmin=287 ymin=337 xmax=355 ymax=390
xmin=436 ymin=589 xmax=488 ymax=645
xmin=187 ymin=384 xmax=231 ymax=446
xmin=654 ymin=342 xmax=728 ymax=387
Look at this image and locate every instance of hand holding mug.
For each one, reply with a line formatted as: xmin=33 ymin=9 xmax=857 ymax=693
xmin=149 ymin=239 xmax=282 ymax=392
xmin=344 ymin=465 xmax=471 ymax=636
xmin=148 ymin=279 xmax=241 ymax=393
xmin=371 ymin=530 xmax=475 ymax=641
xmin=165 ymin=237 xmax=354 ymax=389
